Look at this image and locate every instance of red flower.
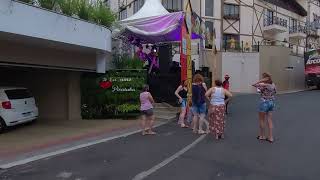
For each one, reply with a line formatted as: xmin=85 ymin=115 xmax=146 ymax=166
xmin=100 ymin=81 xmax=112 ymax=89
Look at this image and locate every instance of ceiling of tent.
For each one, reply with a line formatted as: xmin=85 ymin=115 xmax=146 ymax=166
xmin=121 ymin=0 xmax=170 ymax=23
xmin=117 ymin=0 xmax=203 ymax=43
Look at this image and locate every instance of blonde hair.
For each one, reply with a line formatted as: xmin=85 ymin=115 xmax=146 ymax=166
xmin=193 ymin=74 xmax=204 ymax=83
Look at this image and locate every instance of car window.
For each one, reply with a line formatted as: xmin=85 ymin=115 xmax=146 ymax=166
xmin=5 ymin=89 xmax=32 ymax=100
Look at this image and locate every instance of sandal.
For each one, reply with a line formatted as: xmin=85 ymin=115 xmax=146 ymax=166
xmin=181 ymin=124 xmax=189 ymax=128
xmin=256 ymin=136 xmax=266 ymax=141
xmin=266 ymin=138 xmax=274 ymax=143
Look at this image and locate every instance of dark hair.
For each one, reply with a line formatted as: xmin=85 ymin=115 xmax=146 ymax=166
xmin=262 ymin=72 xmax=273 ymax=84
xmin=215 ymin=79 xmax=223 ymax=87
xmin=193 ymin=74 xmax=204 ymax=83
xmin=142 ymin=84 xmax=149 ymax=92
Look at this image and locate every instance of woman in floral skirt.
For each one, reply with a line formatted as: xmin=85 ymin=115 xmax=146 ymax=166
xmin=206 ymin=80 xmax=232 ymax=140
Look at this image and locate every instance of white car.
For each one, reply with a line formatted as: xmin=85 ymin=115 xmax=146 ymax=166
xmin=0 ymin=87 xmax=39 ymax=133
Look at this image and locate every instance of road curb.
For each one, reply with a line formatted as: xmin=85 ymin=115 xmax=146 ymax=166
xmin=232 ymin=88 xmax=316 ymax=96
xmin=277 ymin=88 xmax=315 ymax=95
xmin=0 ymin=117 xmax=175 ymax=169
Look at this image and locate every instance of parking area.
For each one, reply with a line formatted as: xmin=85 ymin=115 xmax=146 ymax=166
xmin=0 ymin=118 xmax=139 ymax=159
xmin=0 ymin=66 xmax=82 ymax=121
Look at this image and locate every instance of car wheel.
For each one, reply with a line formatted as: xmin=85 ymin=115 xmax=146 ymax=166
xmin=0 ymin=118 xmax=7 ymax=134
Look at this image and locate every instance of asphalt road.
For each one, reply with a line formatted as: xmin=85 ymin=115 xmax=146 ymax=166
xmin=1 ymin=90 xmax=319 ymax=180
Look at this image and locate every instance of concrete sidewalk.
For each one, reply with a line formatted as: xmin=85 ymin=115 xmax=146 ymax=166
xmin=0 ymin=118 xmax=172 ymax=169
xmin=0 ymin=119 xmax=138 ymax=157
xmin=0 ymin=103 xmax=178 ymax=168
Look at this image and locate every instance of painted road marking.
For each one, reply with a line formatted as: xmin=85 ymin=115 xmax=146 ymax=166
xmin=0 ymin=120 xmax=171 ymax=169
xmin=132 ymin=134 xmax=207 ymax=180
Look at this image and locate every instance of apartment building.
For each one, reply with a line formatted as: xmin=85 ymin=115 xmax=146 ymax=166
xmin=109 ymin=0 xmax=319 ymax=50
xmin=109 ymin=0 xmax=320 ymax=92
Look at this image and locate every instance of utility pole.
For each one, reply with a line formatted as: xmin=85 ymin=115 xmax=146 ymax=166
xmin=306 ymin=0 xmax=311 ymax=52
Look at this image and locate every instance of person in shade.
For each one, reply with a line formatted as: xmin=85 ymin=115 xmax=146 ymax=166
xmin=252 ymin=73 xmax=277 ymax=143
xmin=191 ymin=74 xmax=209 ymax=134
xmin=140 ymin=84 xmax=156 ymax=135
xmin=206 ymin=79 xmax=232 ymax=140
xmin=175 ymin=80 xmax=189 ymax=128
xmin=222 ymin=74 xmax=231 ymax=114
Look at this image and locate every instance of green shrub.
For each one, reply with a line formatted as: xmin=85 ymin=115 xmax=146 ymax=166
xmin=38 ymin=0 xmax=55 ymax=10
xmin=76 ymin=0 xmax=94 ymax=21
xmin=58 ymin=0 xmax=77 ymax=16
xmin=113 ymin=55 xmax=144 ymax=69
xmin=91 ymin=0 xmax=116 ymax=27
xmin=116 ymin=104 xmax=140 ymax=114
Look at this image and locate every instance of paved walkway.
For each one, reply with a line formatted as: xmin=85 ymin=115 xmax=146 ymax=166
xmin=0 ymin=119 xmax=139 ymax=158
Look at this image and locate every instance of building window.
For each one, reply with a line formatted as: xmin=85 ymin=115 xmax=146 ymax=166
xmin=266 ymin=9 xmax=273 ymax=19
xmin=224 ymin=4 xmax=239 ymax=19
xmin=162 ymin=0 xmax=183 ymax=12
xmin=223 ymin=34 xmax=240 ymax=50
xmin=290 ymin=18 xmax=298 ymax=28
xmin=133 ymin=0 xmax=144 ymax=13
xmin=205 ymin=21 xmax=214 ymax=49
xmin=119 ymin=8 xmax=127 ymax=20
xmin=205 ymin=0 xmax=213 ymax=17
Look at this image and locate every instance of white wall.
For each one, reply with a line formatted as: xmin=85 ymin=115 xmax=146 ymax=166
xmin=0 ymin=0 xmax=111 ymax=52
xmin=222 ymin=52 xmax=260 ymax=93
xmin=288 ymin=55 xmax=306 ymax=90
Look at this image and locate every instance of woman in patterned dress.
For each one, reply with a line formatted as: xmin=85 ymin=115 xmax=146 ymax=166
xmin=252 ymin=73 xmax=277 ymax=143
xmin=206 ymin=80 xmax=232 ymax=140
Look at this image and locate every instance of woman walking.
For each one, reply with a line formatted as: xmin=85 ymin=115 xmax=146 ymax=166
xmin=206 ymin=80 xmax=232 ymax=140
xmin=252 ymin=73 xmax=276 ymax=143
xmin=191 ymin=74 xmax=209 ymax=134
xmin=140 ymin=84 xmax=156 ymax=135
xmin=175 ymin=80 xmax=189 ymax=128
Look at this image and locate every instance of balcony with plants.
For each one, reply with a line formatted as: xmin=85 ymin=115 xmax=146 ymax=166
xmin=0 ymin=0 xmax=116 ymax=52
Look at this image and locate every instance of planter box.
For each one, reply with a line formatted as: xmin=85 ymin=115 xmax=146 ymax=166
xmin=0 ymin=0 xmax=111 ymax=52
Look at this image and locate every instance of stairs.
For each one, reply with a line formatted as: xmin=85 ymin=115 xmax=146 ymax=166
xmin=153 ymin=103 xmax=179 ymax=121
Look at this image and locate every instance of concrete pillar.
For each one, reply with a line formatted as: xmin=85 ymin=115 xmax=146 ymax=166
xmin=67 ymin=72 xmax=82 ymax=120
xmin=96 ymin=52 xmax=107 ymax=73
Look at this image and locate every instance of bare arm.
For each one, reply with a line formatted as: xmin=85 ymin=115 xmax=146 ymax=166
xmin=174 ymin=85 xmax=183 ymax=99
xmin=252 ymin=78 xmax=269 ymax=87
xmin=148 ymin=93 xmax=155 ymax=104
xmin=202 ymin=83 xmax=208 ymax=91
xmin=205 ymin=87 xmax=213 ymax=100
xmin=224 ymin=89 xmax=233 ymax=98
xmin=252 ymin=82 xmax=267 ymax=88
xmin=224 ymin=89 xmax=233 ymax=103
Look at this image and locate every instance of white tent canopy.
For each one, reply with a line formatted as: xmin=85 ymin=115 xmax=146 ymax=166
xmin=121 ymin=0 xmax=169 ymax=23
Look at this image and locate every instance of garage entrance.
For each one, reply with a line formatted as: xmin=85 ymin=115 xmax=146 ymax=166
xmin=0 ymin=66 xmax=81 ymax=121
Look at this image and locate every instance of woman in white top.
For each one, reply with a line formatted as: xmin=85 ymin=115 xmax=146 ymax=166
xmin=205 ymin=80 xmax=232 ymax=140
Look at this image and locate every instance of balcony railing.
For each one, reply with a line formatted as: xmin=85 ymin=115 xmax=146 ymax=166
xmin=223 ymin=14 xmax=240 ymax=20
xmin=289 ymin=25 xmax=307 ymax=34
xmin=264 ymin=16 xmax=288 ymax=28
xmin=222 ymin=39 xmax=260 ymax=52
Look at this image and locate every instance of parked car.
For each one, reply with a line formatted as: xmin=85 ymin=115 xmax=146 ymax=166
xmin=0 ymin=87 xmax=39 ymax=133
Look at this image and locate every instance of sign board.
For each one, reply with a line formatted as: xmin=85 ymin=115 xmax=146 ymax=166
xmin=305 ymin=49 xmax=320 ymax=74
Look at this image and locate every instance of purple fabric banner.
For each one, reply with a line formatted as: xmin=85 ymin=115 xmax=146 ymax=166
xmin=121 ymin=12 xmax=202 ymax=43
